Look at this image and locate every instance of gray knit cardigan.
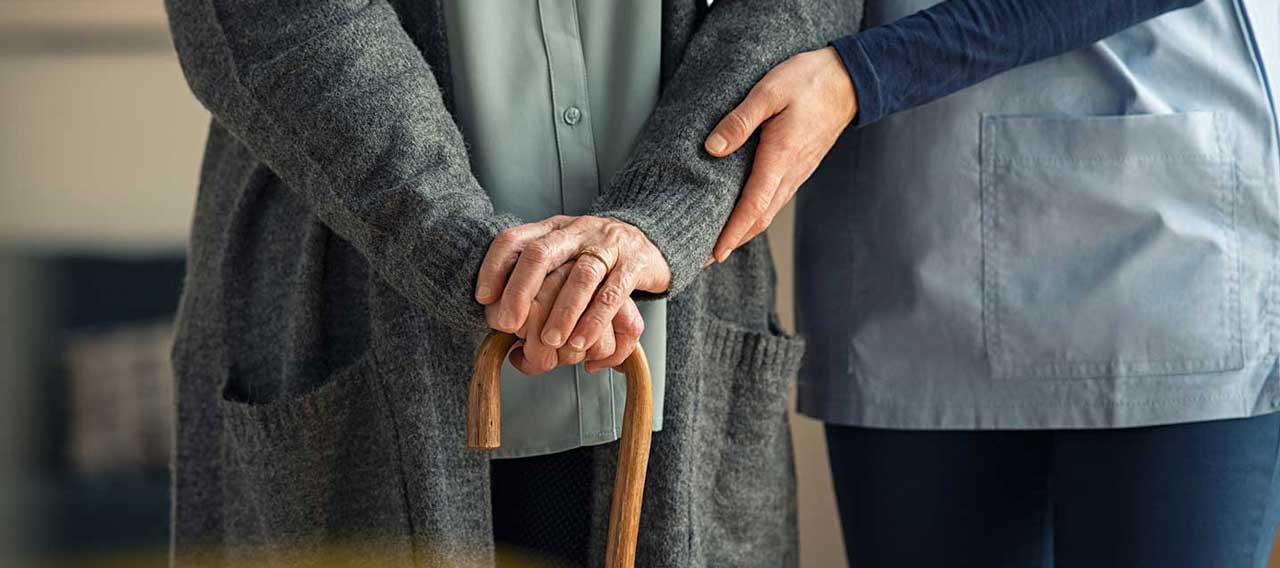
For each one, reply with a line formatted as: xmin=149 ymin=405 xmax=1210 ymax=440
xmin=164 ymin=0 xmax=861 ymax=565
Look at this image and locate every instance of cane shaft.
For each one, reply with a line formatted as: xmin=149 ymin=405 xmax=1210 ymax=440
xmin=465 ymin=331 xmax=652 ymax=568
xmin=604 ymin=346 xmax=651 ymax=568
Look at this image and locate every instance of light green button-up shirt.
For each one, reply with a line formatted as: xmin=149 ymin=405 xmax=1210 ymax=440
xmin=444 ymin=0 xmax=665 ymax=459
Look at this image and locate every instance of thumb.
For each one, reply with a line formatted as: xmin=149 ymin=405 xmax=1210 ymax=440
xmin=705 ymin=80 xmax=785 ymax=157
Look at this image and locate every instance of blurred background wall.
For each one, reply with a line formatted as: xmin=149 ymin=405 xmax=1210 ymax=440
xmin=1 ymin=2 xmax=202 ymax=565
xmin=0 ymin=1 xmax=848 ymax=566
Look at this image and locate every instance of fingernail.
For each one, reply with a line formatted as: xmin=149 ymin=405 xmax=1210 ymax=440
xmin=476 ymin=285 xmax=492 ymax=301
xmin=543 ymin=330 xmax=562 ymax=347
xmin=497 ymin=307 xmax=513 ymax=330
xmin=585 ymin=364 xmax=597 ymax=374
xmin=570 ymin=336 xmax=586 ymax=350
xmin=703 ymin=257 xmax=715 ymax=268
xmin=706 ymin=133 xmax=727 ymax=155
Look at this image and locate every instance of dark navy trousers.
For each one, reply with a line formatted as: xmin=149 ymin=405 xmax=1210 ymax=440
xmin=826 ymin=413 xmax=1280 ymax=568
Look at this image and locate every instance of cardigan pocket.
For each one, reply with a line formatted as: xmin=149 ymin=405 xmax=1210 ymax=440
xmin=216 ymin=356 xmax=415 ymax=564
xmin=981 ymin=112 xmax=1244 ymax=380
xmin=691 ymin=315 xmax=805 ymax=567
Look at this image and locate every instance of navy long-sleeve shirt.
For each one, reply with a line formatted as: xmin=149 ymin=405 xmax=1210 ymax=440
xmin=833 ymin=0 xmax=1205 ymax=127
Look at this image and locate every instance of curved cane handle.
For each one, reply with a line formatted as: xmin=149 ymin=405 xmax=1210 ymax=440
xmin=466 ymin=331 xmax=652 ymax=568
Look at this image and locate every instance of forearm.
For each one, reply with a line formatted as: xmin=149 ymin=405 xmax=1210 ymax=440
xmin=591 ymin=0 xmax=863 ymax=297
xmin=166 ymin=0 xmax=516 ymax=330
xmin=836 ymin=0 xmax=1204 ymax=127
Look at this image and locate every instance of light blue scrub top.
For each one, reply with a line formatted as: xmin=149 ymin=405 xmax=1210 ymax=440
xmin=443 ymin=0 xmax=665 ymax=458
xmin=797 ymin=0 xmax=1280 ymax=430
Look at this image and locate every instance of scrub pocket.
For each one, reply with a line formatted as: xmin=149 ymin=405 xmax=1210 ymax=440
xmin=980 ymin=112 xmax=1242 ymax=379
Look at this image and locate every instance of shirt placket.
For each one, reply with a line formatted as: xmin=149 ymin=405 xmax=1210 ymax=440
xmin=537 ymin=0 xmax=617 ymax=444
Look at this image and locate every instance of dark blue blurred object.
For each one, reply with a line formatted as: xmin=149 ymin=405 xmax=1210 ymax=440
xmin=6 ymin=252 xmax=183 ymax=565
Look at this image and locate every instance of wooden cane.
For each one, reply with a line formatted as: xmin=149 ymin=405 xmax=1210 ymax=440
xmin=466 ymin=331 xmax=652 ymax=568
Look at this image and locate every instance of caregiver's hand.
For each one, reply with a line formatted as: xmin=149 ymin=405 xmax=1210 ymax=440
xmin=475 ymin=215 xmax=670 ymax=365
xmin=705 ymin=46 xmax=857 ymax=262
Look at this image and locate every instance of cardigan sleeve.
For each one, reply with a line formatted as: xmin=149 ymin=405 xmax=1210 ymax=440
xmin=589 ymin=0 xmax=864 ymax=298
xmin=164 ymin=0 xmax=518 ymax=331
xmin=834 ymin=0 xmax=1205 ymax=127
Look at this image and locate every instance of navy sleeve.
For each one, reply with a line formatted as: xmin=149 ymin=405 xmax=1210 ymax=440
xmin=833 ymin=0 xmax=1204 ymax=127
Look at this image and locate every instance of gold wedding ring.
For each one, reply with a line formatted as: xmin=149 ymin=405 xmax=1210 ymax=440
xmin=577 ymin=248 xmax=614 ymax=273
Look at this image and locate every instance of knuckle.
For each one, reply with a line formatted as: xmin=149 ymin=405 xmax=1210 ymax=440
xmin=554 ymin=305 xmax=579 ymax=323
xmin=597 ymin=286 xmax=625 ymax=308
xmin=588 ymin=311 xmax=612 ymax=330
xmin=494 ymin=228 xmax=520 ymax=247
xmin=626 ymin=314 xmax=645 ymax=337
xmin=535 ymin=351 xmax=558 ymax=372
xmin=592 ymin=334 xmax=614 ymax=351
xmin=618 ymin=318 xmax=643 ymax=338
xmin=614 ymin=266 xmax=636 ymax=289
xmin=725 ymin=110 xmax=754 ymax=138
xmin=524 ymin=241 xmax=553 ymax=264
xmin=602 ymin=222 xmax=628 ymax=243
xmin=596 ymin=339 xmax=616 ymax=357
xmin=575 ymin=258 xmax=607 ymax=281
xmin=746 ymin=193 xmax=773 ymax=216
xmin=504 ymin=279 xmax=532 ymax=299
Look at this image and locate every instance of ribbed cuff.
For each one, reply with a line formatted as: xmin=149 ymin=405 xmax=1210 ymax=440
xmin=831 ymin=33 xmax=884 ymax=128
xmin=409 ymin=212 xmax=523 ymax=331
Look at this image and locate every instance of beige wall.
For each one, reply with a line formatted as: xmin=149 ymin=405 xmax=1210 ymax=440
xmin=0 ymin=52 xmax=207 ymax=251
xmin=0 ymin=1 xmax=204 ymax=251
xmin=769 ymin=206 xmax=849 ymax=567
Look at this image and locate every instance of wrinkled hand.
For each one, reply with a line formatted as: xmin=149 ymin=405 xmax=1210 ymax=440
xmin=704 ymin=46 xmax=857 ymax=262
xmin=496 ymin=262 xmax=645 ymax=375
xmin=476 ymin=215 xmax=670 ymax=371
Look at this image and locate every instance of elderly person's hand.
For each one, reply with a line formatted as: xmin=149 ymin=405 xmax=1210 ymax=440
xmin=494 ymin=262 xmax=646 ymax=375
xmin=704 ymin=46 xmax=858 ymax=262
xmin=475 ymin=215 xmax=671 ymax=370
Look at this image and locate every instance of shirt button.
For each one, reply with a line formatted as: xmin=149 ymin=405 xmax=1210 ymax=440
xmin=563 ymin=106 xmax=582 ymax=125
